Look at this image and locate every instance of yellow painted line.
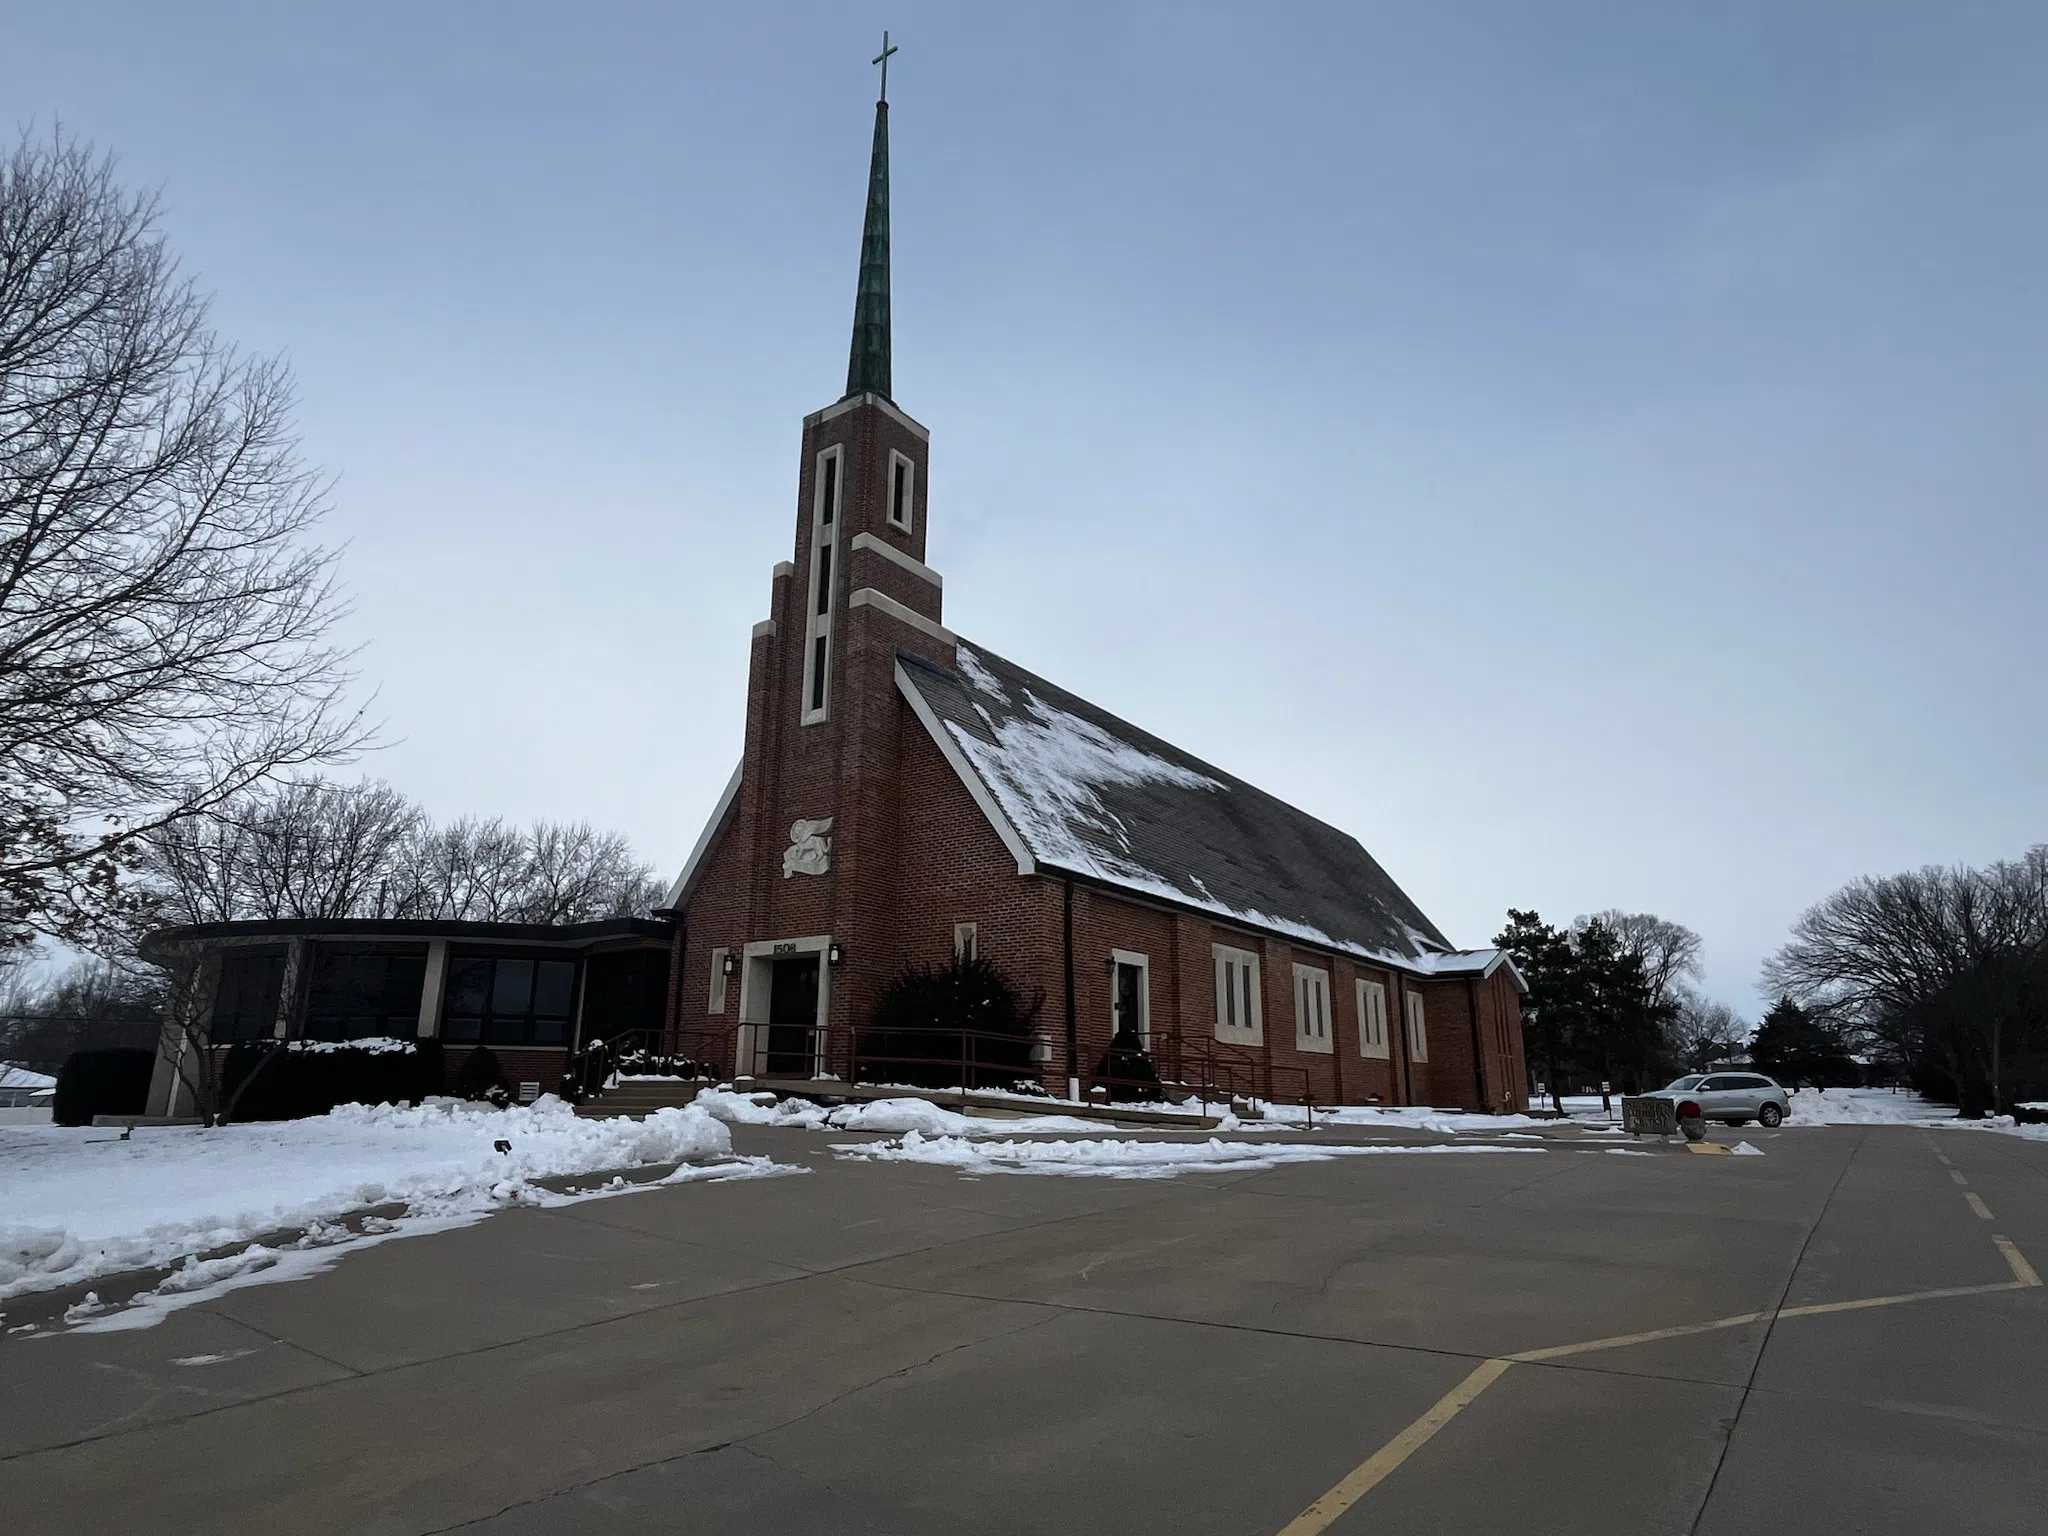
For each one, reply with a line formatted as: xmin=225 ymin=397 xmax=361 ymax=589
xmin=1777 ymin=1281 xmax=2024 ymax=1318
xmin=1995 ymin=1235 xmax=2043 ymax=1288
xmin=1949 ymin=1169 xmax=1969 ymax=1187
xmin=1965 ymin=1192 xmax=1994 ymax=1221
xmin=1274 ymin=1357 xmax=1514 ymax=1535
xmin=1508 ymin=1311 xmax=1767 ymax=1363
xmin=1686 ymin=1141 xmax=1730 ymax=1156
xmin=1271 ymin=1235 xmax=2048 ymax=1533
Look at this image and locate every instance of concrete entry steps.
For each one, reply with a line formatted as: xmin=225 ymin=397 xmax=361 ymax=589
xmin=575 ymin=1076 xmax=1229 ymax=1130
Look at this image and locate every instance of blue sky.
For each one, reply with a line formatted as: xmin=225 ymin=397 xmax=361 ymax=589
xmin=8 ymin=2 xmax=2043 ymax=1010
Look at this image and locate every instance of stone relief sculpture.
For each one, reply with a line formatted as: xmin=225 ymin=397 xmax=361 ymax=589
xmin=782 ymin=817 xmax=833 ymax=879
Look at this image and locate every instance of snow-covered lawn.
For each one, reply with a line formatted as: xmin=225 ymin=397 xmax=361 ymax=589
xmin=0 ymin=1097 xmax=788 ymax=1330
xmin=832 ymin=1130 xmax=1546 ymax=1179
xmin=1783 ymin=1087 xmax=2048 ymax=1138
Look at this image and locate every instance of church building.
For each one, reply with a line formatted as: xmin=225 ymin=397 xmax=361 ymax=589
xmin=664 ymin=83 xmax=1528 ymax=1113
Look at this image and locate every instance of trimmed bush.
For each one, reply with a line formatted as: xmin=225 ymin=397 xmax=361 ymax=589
xmin=222 ymin=1038 xmax=445 ymax=1122
xmin=858 ymin=954 xmax=1043 ymax=1090
xmin=451 ymin=1044 xmax=512 ymax=1106
xmin=1092 ymin=1031 xmax=1162 ymax=1103
xmin=52 ymin=1047 xmax=156 ymax=1126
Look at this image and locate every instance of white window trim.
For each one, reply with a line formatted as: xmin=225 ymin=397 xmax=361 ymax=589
xmin=800 ymin=445 xmax=843 ymax=725
xmin=1357 ymin=978 xmax=1389 ymax=1059
xmin=954 ymin=922 xmax=978 ymax=963
xmin=1109 ymin=949 xmax=1150 ymax=1048
xmin=1293 ymin=963 xmax=1333 ymax=1054
xmin=1406 ymin=991 xmax=1429 ymax=1063
xmin=709 ymin=947 xmax=729 ymax=1014
xmin=886 ymin=449 xmax=916 ymax=533
xmin=1212 ymin=944 xmax=1263 ymax=1046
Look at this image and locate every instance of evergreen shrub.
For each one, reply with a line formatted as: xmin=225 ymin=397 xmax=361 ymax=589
xmin=858 ymin=954 xmax=1042 ymax=1090
xmin=221 ymin=1039 xmax=445 ymax=1122
xmin=52 ymin=1047 xmax=156 ymax=1126
xmin=451 ymin=1044 xmax=512 ymax=1106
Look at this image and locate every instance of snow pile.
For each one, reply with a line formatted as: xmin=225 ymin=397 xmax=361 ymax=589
xmin=0 ymin=1096 xmax=755 ymax=1314
xmin=1786 ymin=1088 xmax=1957 ymax=1126
xmin=835 ymin=1131 xmax=1543 ymax=1179
xmin=692 ymin=1089 xmax=1117 ymax=1138
xmin=1731 ymin=1142 xmax=1765 ymax=1156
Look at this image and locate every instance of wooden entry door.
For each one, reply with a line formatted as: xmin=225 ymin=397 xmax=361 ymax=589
xmin=764 ymin=956 xmax=820 ymax=1078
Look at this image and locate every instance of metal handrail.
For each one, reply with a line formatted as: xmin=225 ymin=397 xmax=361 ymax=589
xmin=851 ymin=1024 xmax=1047 ymax=1102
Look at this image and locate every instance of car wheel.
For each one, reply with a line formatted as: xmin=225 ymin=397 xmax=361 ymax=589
xmin=1758 ymin=1103 xmax=1783 ymax=1128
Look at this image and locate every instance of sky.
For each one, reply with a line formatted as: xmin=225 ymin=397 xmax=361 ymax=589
xmin=6 ymin=2 xmax=2044 ymax=1010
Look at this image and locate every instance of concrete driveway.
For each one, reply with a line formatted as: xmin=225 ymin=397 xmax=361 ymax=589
xmin=2 ymin=1122 xmax=2044 ymax=1533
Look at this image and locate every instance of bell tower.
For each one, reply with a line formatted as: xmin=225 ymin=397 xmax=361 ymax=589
xmin=718 ymin=37 xmax=954 ymax=1080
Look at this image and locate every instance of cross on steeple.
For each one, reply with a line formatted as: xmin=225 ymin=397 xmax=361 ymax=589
xmin=873 ymin=31 xmax=898 ymax=104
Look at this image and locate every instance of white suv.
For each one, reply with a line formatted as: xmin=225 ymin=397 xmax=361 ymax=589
xmin=1650 ymin=1073 xmax=1790 ymax=1128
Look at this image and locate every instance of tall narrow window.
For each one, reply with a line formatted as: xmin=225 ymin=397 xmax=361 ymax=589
xmin=1356 ymin=979 xmax=1390 ymax=1059
xmin=802 ymin=446 xmax=843 ymax=723
xmin=887 ymin=450 xmax=915 ymax=533
xmin=1292 ymin=964 xmax=1332 ymax=1053
xmin=1406 ymin=992 xmax=1429 ymax=1063
xmin=1213 ymin=943 xmax=1262 ymax=1045
xmin=954 ymin=923 xmax=978 ymax=962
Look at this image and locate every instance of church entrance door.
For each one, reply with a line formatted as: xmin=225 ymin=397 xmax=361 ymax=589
xmin=764 ymin=956 xmax=821 ymax=1078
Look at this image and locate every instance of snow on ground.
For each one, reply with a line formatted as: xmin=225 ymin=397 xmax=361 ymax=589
xmin=692 ymin=1088 xmax=1125 ymax=1137
xmin=1782 ymin=1087 xmax=2048 ymax=1140
xmin=833 ymin=1130 xmax=1545 ymax=1179
xmin=1307 ymin=1105 xmax=1553 ymax=1134
xmin=0 ymin=1097 xmax=792 ymax=1328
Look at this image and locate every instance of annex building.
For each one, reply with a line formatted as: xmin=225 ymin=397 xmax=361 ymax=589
xmin=665 ymin=88 xmax=1529 ymax=1113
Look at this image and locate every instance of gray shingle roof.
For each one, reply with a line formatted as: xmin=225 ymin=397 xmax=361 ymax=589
xmin=898 ymin=642 xmax=1463 ymax=968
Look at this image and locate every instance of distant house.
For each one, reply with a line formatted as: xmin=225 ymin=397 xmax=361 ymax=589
xmin=0 ymin=1064 xmax=57 ymax=1108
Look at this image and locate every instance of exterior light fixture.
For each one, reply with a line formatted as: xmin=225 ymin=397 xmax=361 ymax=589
xmin=828 ymin=942 xmax=844 ymax=966
xmin=721 ymin=953 xmax=738 ymax=977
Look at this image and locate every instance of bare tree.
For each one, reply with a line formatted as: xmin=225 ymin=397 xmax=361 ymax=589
xmin=0 ymin=129 xmax=368 ymax=949
xmin=1576 ymin=910 xmax=1703 ymax=1012
xmin=1763 ymin=848 xmax=2048 ymax=1114
xmin=397 ymin=816 xmax=532 ymax=921
xmin=1667 ymin=989 xmax=1747 ymax=1074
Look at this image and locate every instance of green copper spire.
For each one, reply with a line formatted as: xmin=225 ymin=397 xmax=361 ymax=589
xmin=844 ymin=91 xmax=892 ymax=400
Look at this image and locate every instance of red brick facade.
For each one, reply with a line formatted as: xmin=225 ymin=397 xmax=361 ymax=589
xmin=670 ymin=392 xmax=1528 ymax=1112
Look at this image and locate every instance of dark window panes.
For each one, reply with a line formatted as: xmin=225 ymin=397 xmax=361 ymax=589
xmin=531 ymin=1016 xmax=567 ymax=1045
xmin=816 ymin=540 xmax=832 ymax=615
xmin=213 ymin=950 xmax=285 ymax=1043
xmin=821 ymin=454 xmax=837 ymax=523
xmin=810 ymin=636 xmax=828 ymax=709
xmin=447 ymin=958 xmax=491 ymax=1016
xmin=444 ymin=1015 xmax=481 ymax=1043
xmin=493 ymin=959 xmax=535 ymax=1017
xmin=304 ymin=951 xmax=426 ymax=1042
xmin=892 ymin=462 xmax=908 ymax=522
xmin=534 ymin=961 xmax=576 ymax=1018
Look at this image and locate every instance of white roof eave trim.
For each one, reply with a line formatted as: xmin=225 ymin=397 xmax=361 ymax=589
xmin=663 ymin=760 xmax=744 ymax=911
xmin=895 ymin=660 xmax=1037 ymax=877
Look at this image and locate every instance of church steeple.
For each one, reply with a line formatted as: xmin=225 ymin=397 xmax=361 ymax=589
xmin=843 ymin=39 xmax=895 ymax=401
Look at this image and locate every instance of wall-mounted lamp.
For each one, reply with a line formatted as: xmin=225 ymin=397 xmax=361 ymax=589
xmin=827 ymin=942 xmax=844 ymax=967
xmin=721 ymin=953 xmax=738 ymax=977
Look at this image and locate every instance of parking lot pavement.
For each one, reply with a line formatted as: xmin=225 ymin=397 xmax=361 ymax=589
xmin=2 ymin=1125 xmax=2043 ymax=1534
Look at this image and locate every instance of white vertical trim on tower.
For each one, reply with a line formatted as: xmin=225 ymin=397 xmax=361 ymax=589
xmin=801 ymin=445 xmax=843 ymax=725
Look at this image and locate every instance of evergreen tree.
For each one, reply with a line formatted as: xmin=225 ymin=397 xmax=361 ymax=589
xmin=1495 ymin=909 xmax=1579 ymax=1112
xmin=1750 ymin=997 xmax=1858 ymax=1090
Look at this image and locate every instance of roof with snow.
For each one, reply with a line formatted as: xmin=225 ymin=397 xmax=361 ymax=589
xmin=899 ymin=642 xmax=1499 ymax=977
xmin=1 ymin=1064 xmax=57 ymax=1091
